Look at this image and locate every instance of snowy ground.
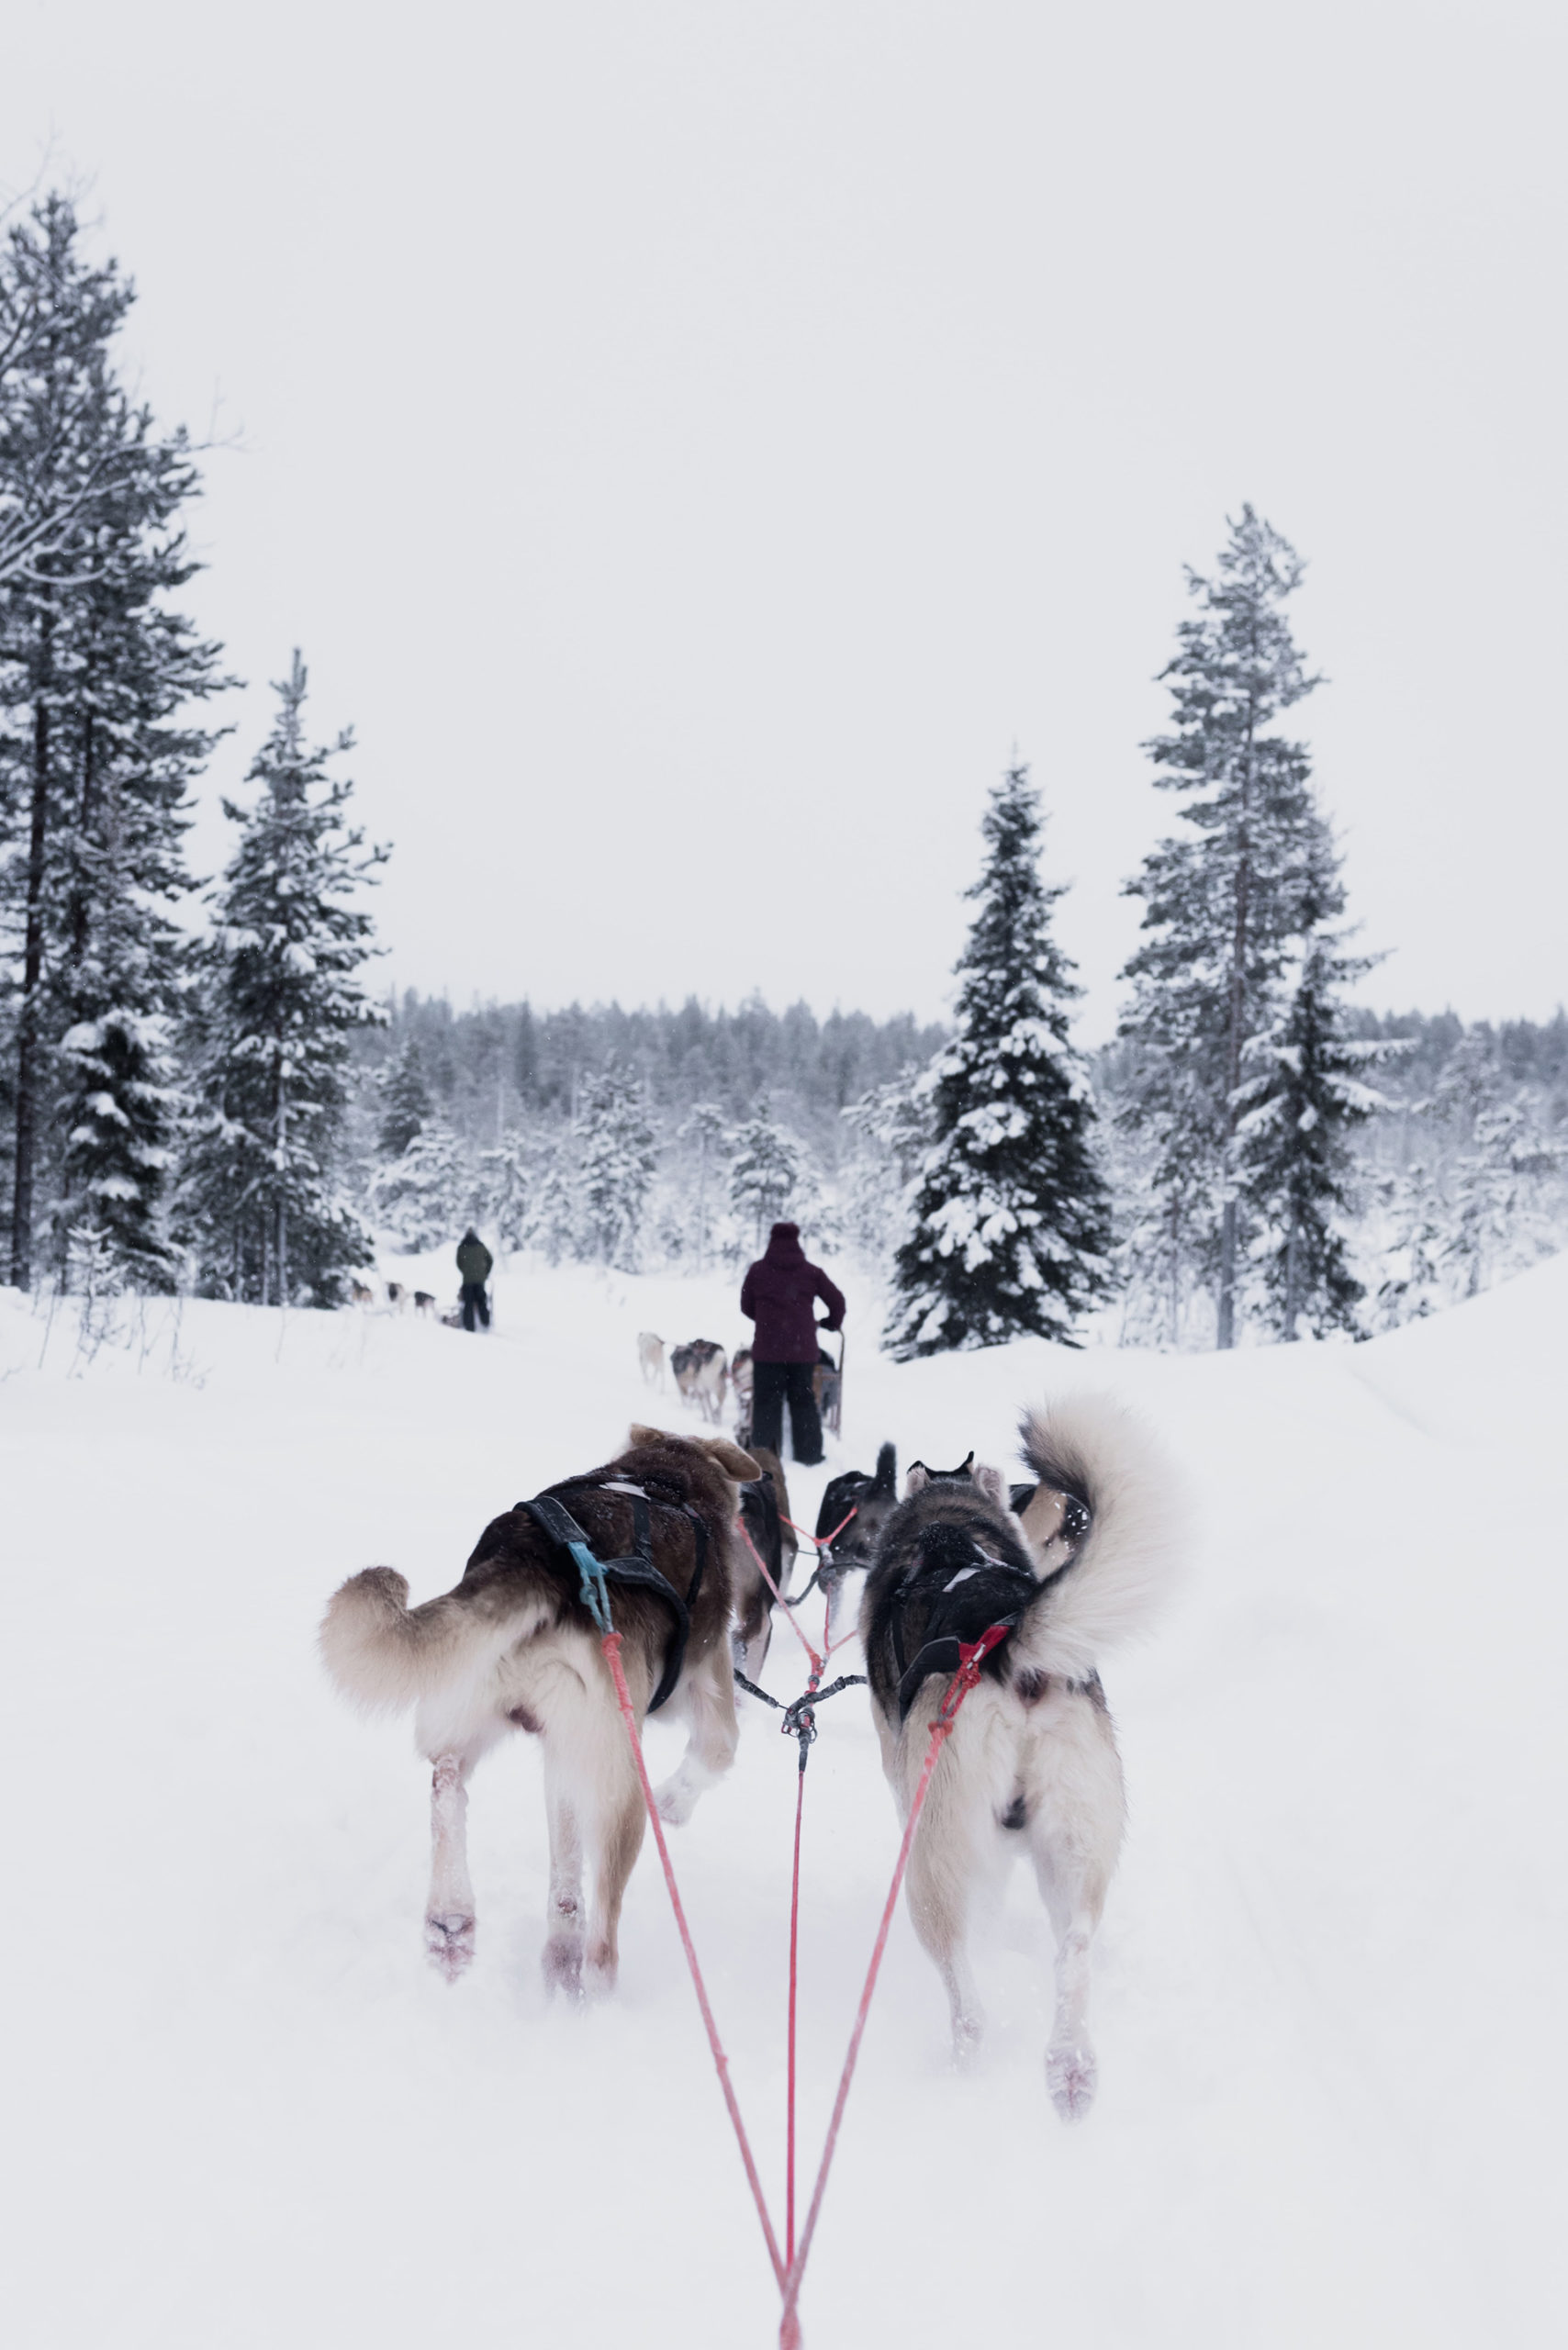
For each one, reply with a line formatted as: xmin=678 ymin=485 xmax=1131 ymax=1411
xmin=3 ymin=1254 xmax=1564 ymax=2348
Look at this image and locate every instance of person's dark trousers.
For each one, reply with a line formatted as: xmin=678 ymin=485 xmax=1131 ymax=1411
xmin=751 ymin=1360 xmax=823 ymax=1465
xmin=460 ymin=1281 xmax=490 ymax=1331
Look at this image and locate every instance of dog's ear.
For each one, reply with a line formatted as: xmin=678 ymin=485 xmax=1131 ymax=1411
xmin=904 ymin=1462 xmax=929 ymax=1495
xmin=973 ymin=1462 xmax=1009 ymax=1510
xmin=628 ymin=1422 xmax=667 ymax=1450
xmin=873 ymin=1441 xmax=897 ymax=1492
xmin=695 ymin=1436 xmax=761 ymax=1482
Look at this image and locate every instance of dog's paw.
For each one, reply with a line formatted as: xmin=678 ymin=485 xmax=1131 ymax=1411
xmin=584 ymin=1940 xmax=620 ymax=1999
xmin=1047 ymin=2043 xmax=1097 ymax=2121
xmin=542 ymin=1933 xmax=585 ymax=1999
xmin=949 ymin=2009 xmax=985 ymax=2069
xmin=654 ymin=1775 xmax=697 ymax=1827
xmin=424 ymin=1911 xmax=476 ymax=1982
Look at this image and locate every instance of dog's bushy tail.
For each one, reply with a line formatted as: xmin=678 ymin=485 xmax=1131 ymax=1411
xmin=319 ymin=1569 xmax=547 ymax=1715
xmin=1017 ymin=1394 xmax=1187 ymax=1678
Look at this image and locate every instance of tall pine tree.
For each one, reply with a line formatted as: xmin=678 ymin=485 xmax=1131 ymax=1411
xmin=1233 ymin=839 xmax=1394 ymax=1337
xmin=376 ymin=1033 xmax=431 ymax=1158
xmin=1119 ymin=507 xmax=1323 ymax=1346
xmin=183 ymin=655 xmax=383 ymax=1304
xmin=1 ymin=194 xmax=223 ymax=1285
xmin=577 ymin=1063 xmax=658 ymax=1269
xmin=727 ymin=1102 xmax=801 ymax=1252
xmin=886 ymin=763 xmax=1113 ymax=1357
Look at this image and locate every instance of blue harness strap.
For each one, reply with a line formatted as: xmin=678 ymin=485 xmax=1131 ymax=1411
xmin=515 ymin=1487 xmax=706 ymax=1713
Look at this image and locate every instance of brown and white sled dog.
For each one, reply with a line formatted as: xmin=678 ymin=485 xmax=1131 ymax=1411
xmin=859 ymin=1396 xmax=1182 ymax=2120
xmin=319 ymin=1426 xmax=758 ymax=1995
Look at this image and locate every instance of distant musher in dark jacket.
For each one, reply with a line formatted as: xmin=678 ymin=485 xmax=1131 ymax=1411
xmin=739 ymin=1222 xmax=846 ymax=1466
xmin=455 ymin=1228 xmax=493 ymax=1331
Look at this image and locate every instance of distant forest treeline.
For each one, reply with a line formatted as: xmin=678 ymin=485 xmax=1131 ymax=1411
xmin=355 ymin=992 xmax=948 ymax=1157
xmin=355 ymin=992 xmax=1568 ymax=1163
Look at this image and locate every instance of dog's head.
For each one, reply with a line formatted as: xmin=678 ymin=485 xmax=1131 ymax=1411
xmin=903 ymin=1451 xmax=1010 ymax=1511
xmin=817 ymin=1441 xmax=901 ymax=1572
xmin=627 ymin=1423 xmax=759 ymax=1502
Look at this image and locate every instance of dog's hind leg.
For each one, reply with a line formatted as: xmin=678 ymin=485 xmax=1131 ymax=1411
xmin=541 ymin=1756 xmax=587 ymax=1998
xmin=1024 ymin=1692 xmax=1126 ymax=2120
xmin=654 ymin=1644 xmax=740 ymax=1827
xmin=904 ymin=1751 xmax=992 ymax=2063
xmin=585 ymin=1783 xmax=644 ymax=1995
xmin=425 ymin=1746 xmax=482 ymax=1982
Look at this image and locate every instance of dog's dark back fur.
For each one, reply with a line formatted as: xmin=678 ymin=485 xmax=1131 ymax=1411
xmin=459 ymin=1433 xmax=740 ymax=1678
xmin=815 ymin=1441 xmax=898 ymax=1572
xmin=861 ymin=1480 xmax=1038 ymax=1718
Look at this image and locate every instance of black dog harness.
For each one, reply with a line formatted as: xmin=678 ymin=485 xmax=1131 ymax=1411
xmin=515 ymin=1480 xmax=709 ymax=1714
xmin=890 ymin=1537 xmax=1039 ymax=1718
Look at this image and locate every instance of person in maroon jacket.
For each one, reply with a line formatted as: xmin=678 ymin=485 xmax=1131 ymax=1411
xmin=739 ymin=1221 xmax=846 ymax=1466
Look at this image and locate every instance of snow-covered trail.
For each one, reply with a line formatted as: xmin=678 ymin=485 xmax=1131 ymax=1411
xmin=2 ymin=1261 xmax=1563 ymax=2348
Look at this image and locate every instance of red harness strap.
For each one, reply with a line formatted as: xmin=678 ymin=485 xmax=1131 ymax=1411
xmin=778 ymin=1623 xmax=1013 ymax=2346
xmin=602 ymin=1529 xmax=1010 ymax=2349
xmin=599 ymin=1629 xmax=786 ymax=2289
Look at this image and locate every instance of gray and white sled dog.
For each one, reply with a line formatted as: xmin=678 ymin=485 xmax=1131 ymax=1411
xmin=671 ymin=1338 xmax=727 ymax=1424
xmin=859 ymin=1394 xmax=1183 ymax=2120
xmin=319 ymin=1426 xmax=758 ymax=1996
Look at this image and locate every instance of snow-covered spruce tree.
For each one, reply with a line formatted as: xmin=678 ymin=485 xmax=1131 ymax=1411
xmin=53 ymin=864 xmax=187 ymax=1293
xmin=1096 ymin=1074 xmax=1210 ymax=1348
xmin=727 ymin=1102 xmax=801 ymax=1253
xmin=1119 ymin=508 xmax=1323 ymax=1348
xmin=476 ymin=1129 xmax=530 ymax=1253
xmin=183 ymin=655 xmax=384 ymax=1304
xmin=525 ymin=1126 xmax=580 ymax=1265
xmin=376 ymin=1034 xmax=431 ymax=1158
xmin=677 ymin=1101 xmax=729 ymax=1272
xmin=46 ymin=464 xmax=230 ymax=1289
xmin=0 ymin=192 xmax=224 ymax=1287
xmin=1232 ymin=843 xmax=1395 ymax=1338
xmin=840 ymin=1064 xmax=930 ymax=1268
xmin=1369 ymin=1160 xmax=1450 ymax=1330
xmin=885 ymin=763 xmax=1113 ymax=1357
xmin=1443 ymin=1099 xmax=1565 ymax=1300
xmin=577 ymin=1064 xmax=658 ymax=1269
xmin=369 ymin=1121 xmax=469 ymax=1252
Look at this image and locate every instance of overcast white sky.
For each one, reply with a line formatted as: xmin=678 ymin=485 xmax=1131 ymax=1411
xmin=6 ymin=1 xmax=1565 ymax=1037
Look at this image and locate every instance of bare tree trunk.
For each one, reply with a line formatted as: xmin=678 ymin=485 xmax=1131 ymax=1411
xmin=1215 ymin=710 xmax=1258 ymax=1351
xmin=1282 ymin=1213 xmax=1301 ymax=1340
xmin=274 ymin=1070 xmax=288 ymax=1305
xmin=69 ymin=705 xmax=96 ymax=963
xmin=10 ymin=688 xmax=52 ymax=1288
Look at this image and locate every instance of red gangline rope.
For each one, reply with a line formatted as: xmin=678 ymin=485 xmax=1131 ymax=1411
xmin=777 ymin=1623 xmax=1012 ymax=2347
xmin=734 ymin=1498 xmax=866 ymax=2273
xmin=599 ymin=1629 xmax=786 ymax=2289
xmin=778 ymin=1505 xmax=857 ymax=1553
xmin=601 ymin=1510 xmax=1005 ymax=2347
xmin=787 ymin=1756 xmax=806 ymax=2266
xmin=736 ymin=1516 xmax=823 ymax=1673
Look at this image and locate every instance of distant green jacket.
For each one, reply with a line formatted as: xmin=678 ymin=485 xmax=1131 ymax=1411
xmin=456 ymin=1236 xmax=493 ymax=1287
